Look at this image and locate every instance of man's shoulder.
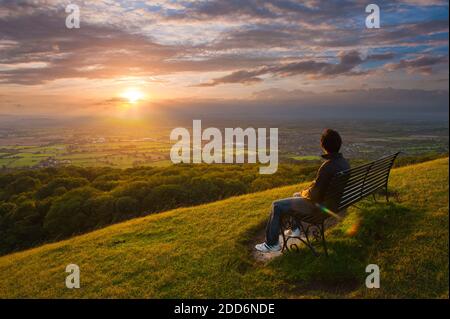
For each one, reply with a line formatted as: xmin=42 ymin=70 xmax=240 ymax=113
xmin=336 ymin=158 xmax=351 ymax=174
xmin=318 ymin=153 xmax=350 ymax=174
xmin=318 ymin=159 xmax=334 ymax=174
xmin=325 ymin=156 xmax=350 ymax=172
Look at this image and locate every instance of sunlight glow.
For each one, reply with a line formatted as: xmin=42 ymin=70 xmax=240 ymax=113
xmin=121 ymin=88 xmax=144 ymax=104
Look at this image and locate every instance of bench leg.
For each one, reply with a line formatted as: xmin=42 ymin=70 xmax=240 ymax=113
xmin=280 ymin=216 xmax=296 ymax=252
xmin=280 ymin=217 xmax=319 ymax=256
xmin=372 ymin=193 xmax=378 ymax=202
xmin=319 ymin=223 xmax=328 ymax=257
xmin=281 ymin=228 xmax=289 ymax=253
xmin=301 ymin=223 xmax=319 ymax=256
xmin=385 ymin=183 xmax=390 ymax=202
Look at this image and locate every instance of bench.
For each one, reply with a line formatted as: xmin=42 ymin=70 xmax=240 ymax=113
xmin=280 ymin=152 xmax=400 ymax=256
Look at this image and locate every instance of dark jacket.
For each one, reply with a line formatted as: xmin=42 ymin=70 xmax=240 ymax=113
xmin=302 ymin=153 xmax=350 ymax=204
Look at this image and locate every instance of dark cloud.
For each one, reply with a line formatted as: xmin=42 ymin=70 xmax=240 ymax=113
xmin=196 ymin=51 xmax=393 ymax=86
xmin=208 ymin=18 xmax=448 ymax=53
xmin=175 ymin=0 xmax=386 ymax=22
xmin=385 ymin=55 xmax=448 ymax=74
xmin=181 ymin=0 xmax=277 ymax=19
xmin=372 ymin=19 xmax=449 ymax=44
xmin=209 ymin=26 xmax=302 ymax=50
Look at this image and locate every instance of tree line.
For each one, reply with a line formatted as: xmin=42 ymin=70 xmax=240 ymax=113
xmin=0 ymin=162 xmax=320 ymax=255
xmin=0 ymin=152 xmax=445 ymax=256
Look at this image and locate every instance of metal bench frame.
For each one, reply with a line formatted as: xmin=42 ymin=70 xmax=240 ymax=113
xmin=280 ymin=152 xmax=400 ymax=256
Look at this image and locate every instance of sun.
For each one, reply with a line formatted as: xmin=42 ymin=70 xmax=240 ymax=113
xmin=121 ymin=88 xmax=144 ymax=104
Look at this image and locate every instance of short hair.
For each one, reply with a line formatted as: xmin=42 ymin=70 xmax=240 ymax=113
xmin=321 ymin=129 xmax=342 ymax=153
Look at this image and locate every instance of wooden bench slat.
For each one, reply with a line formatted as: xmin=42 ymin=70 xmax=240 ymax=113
xmin=365 ymin=169 xmax=392 ymax=183
xmin=365 ymin=169 xmax=391 ymax=181
xmin=362 ymin=177 xmax=390 ymax=192
xmin=364 ymin=170 xmax=391 ymax=184
xmin=366 ymin=161 xmax=395 ymax=171
xmin=341 ymin=180 xmax=384 ymax=202
xmin=328 ymin=173 xmax=369 ymax=189
xmin=361 ymin=181 xmax=390 ymax=197
xmin=338 ymin=173 xmax=390 ymax=202
xmin=338 ymin=174 xmax=391 ymax=205
xmin=338 ymin=196 xmax=362 ymax=208
xmin=327 ymin=177 xmax=389 ymax=204
xmin=329 ymin=157 xmax=396 ymax=189
xmin=340 ymin=190 xmax=365 ymax=203
xmin=338 ymin=154 xmax=397 ymax=174
xmin=322 ymin=152 xmax=399 ymax=212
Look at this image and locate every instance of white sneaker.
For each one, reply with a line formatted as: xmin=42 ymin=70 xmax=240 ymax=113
xmin=255 ymin=242 xmax=281 ymax=253
xmin=284 ymin=227 xmax=301 ymax=238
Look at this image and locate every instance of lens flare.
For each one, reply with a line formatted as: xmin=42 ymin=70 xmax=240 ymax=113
xmin=315 ymin=203 xmax=342 ymax=220
xmin=346 ymin=222 xmax=360 ymax=237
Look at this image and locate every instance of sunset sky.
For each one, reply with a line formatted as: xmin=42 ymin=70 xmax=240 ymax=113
xmin=0 ymin=0 xmax=448 ymax=118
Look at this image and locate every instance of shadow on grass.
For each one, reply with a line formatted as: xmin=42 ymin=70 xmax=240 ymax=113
xmin=268 ymin=201 xmax=417 ymax=294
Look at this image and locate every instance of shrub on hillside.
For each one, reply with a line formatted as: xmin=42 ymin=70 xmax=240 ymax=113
xmin=36 ymin=177 xmax=89 ymax=199
xmin=43 ymin=187 xmax=99 ymax=238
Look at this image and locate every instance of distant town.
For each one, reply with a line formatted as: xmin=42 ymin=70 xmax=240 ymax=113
xmin=0 ymin=118 xmax=448 ymax=170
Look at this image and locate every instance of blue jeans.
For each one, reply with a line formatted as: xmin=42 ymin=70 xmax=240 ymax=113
xmin=265 ymin=197 xmax=316 ymax=246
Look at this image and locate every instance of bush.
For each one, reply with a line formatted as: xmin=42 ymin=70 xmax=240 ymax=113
xmin=36 ymin=177 xmax=89 ymax=199
xmin=43 ymin=187 xmax=99 ymax=238
xmin=85 ymin=195 xmax=115 ymax=227
xmin=144 ymin=184 xmax=188 ymax=212
xmin=113 ymin=196 xmax=139 ymax=222
xmin=12 ymin=176 xmax=41 ymax=193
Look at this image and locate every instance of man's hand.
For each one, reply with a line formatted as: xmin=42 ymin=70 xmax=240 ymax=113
xmin=300 ymin=189 xmax=310 ymax=198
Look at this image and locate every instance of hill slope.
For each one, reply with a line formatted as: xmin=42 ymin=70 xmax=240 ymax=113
xmin=0 ymin=158 xmax=448 ymax=298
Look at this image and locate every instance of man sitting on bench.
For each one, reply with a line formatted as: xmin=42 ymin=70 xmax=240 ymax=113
xmin=255 ymin=129 xmax=350 ymax=253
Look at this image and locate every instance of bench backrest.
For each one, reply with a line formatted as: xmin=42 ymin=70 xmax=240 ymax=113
xmin=323 ymin=152 xmax=400 ymax=212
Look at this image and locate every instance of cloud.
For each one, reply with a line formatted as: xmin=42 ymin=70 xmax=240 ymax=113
xmin=0 ymin=6 xmax=179 ymax=84
xmin=196 ymin=51 xmax=394 ymax=86
xmin=95 ymin=97 xmax=128 ymax=105
xmin=385 ymin=55 xmax=448 ymax=74
xmin=0 ymin=0 xmax=447 ymax=89
xmin=402 ymin=0 xmax=448 ymax=5
xmin=207 ymin=18 xmax=448 ymax=54
xmin=0 ymin=6 xmax=291 ymax=85
xmin=172 ymin=0 xmax=374 ymax=22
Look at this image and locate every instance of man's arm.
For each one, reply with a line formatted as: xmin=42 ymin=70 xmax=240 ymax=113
xmin=301 ymin=162 xmax=333 ymax=203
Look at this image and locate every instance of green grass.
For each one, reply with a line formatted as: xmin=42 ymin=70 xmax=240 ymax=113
xmin=0 ymin=158 xmax=448 ymax=298
xmin=290 ymin=155 xmax=321 ymax=161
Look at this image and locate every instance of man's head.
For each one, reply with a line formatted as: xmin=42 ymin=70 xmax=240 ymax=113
xmin=320 ymin=129 xmax=342 ymax=154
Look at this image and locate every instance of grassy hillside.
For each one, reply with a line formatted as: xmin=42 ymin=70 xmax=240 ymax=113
xmin=0 ymin=158 xmax=448 ymax=298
